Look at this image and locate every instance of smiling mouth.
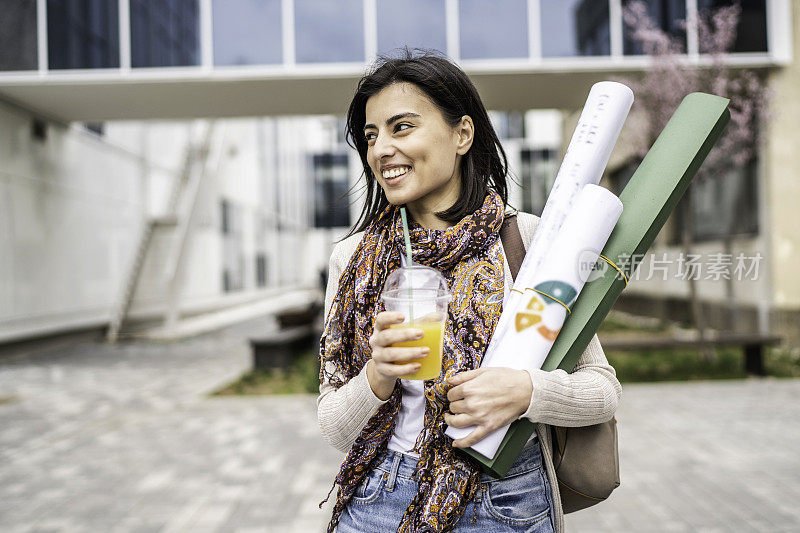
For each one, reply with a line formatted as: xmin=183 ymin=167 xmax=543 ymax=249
xmin=381 ymin=165 xmax=411 ymax=182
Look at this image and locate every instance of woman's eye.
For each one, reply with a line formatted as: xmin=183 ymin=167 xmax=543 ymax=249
xmin=364 ymin=132 xmax=376 ymax=142
xmin=395 ymin=123 xmax=412 ymax=132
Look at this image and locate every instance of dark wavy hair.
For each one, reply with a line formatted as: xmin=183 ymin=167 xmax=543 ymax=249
xmin=343 ymin=48 xmax=509 ymax=238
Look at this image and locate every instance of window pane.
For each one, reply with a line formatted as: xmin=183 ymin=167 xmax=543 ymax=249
xmin=377 ymin=0 xmax=446 ymax=56
xmin=295 ymin=0 xmax=363 ymax=63
xmin=131 ymin=0 xmax=200 ymax=67
xmin=692 ymin=160 xmax=759 ymax=240
xmin=47 ymin=0 xmax=119 ymax=69
xmin=221 ymin=199 xmax=245 ymax=292
xmin=0 ymin=0 xmax=38 ymax=70
xmin=521 ymin=148 xmax=558 ymax=215
xmin=541 ymin=0 xmax=610 ymax=57
xmin=697 ymin=0 xmax=767 ymax=52
xmin=460 ymin=0 xmax=528 ymax=60
xmin=313 ymin=153 xmax=350 ymax=228
xmin=212 ymin=0 xmax=282 ymax=65
xmin=623 ymin=0 xmax=686 ymax=55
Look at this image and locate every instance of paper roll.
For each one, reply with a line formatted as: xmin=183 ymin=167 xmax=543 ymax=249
xmin=445 ymin=185 xmax=623 ymax=458
xmin=490 ymin=82 xmax=633 ymax=366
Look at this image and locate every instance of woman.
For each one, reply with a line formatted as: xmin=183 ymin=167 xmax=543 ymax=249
xmin=318 ymin=50 xmax=621 ymax=533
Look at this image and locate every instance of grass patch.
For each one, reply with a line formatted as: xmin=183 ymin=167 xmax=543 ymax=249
xmin=213 ymin=346 xmax=321 ymax=396
xmin=607 ymin=346 xmax=800 ymax=383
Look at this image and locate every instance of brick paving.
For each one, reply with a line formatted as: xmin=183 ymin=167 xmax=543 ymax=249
xmin=1 ymin=319 xmax=799 ymax=532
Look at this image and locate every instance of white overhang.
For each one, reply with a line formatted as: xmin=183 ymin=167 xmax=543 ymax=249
xmin=0 ymin=55 xmax=780 ymax=122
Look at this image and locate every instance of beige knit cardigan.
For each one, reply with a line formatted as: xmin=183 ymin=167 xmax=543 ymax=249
xmin=317 ymin=210 xmax=622 ymax=533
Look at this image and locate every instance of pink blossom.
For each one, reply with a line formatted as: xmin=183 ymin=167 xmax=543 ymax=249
xmin=618 ymin=0 xmax=770 ymax=180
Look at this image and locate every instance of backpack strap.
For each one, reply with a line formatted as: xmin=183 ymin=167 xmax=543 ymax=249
xmin=500 ymin=214 xmax=525 ymax=282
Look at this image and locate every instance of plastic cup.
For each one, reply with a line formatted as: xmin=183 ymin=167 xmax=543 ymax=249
xmin=380 ymin=266 xmax=451 ymax=380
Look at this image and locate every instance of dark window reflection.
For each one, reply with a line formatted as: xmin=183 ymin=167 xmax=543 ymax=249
xmin=623 ymin=0 xmax=686 ymax=55
xmin=521 ymin=148 xmax=559 ymax=216
xmin=131 ymin=0 xmax=199 ymax=67
xmin=460 ymin=0 xmax=528 ymax=59
xmin=377 ymin=0 xmax=446 ymax=56
xmin=313 ymin=153 xmax=350 ymax=228
xmin=691 ymin=159 xmax=759 ymax=240
xmin=212 ymin=0 xmax=282 ymax=65
xmin=221 ymin=199 xmax=245 ymax=292
xmin=256 ymin=253 xmax=268 ymax=287
xmin=492 ymin=111 xmax=525 ymax=140
xmin=541 ymin=0 xmax=610 ymax=57
xmin=0 ymin=0 xmax=38 ymax=71
xmin=295 ymin=0 xmax=363 ymax=63
xmin=47 ymin=0 xmax=119 ymax=69
xmin=698 ymin=0 xmax=767 ymax=52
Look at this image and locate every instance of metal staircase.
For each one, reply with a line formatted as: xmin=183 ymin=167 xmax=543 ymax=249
xmin=106 ymin=121 xmax=217 ymax=342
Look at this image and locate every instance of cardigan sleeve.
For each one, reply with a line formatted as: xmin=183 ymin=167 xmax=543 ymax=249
xmin=317 ymin=239 xmax=390 ymax=454
xmin=519 ymin=334 xmax=622 ymax=426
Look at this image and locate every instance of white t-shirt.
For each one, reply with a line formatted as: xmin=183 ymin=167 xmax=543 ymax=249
xmin=387 ymin=379 xmax=425 ymax=457
xmin=387 ymin=252 xmax=428 ymax=457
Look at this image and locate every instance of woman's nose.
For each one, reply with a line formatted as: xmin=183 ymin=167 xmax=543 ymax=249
xmin=372 ymin=133 xmax=396 ymax=158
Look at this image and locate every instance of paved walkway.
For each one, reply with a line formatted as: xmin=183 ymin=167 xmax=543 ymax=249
xmin=1 ymin=319 xmax=799 ymax=532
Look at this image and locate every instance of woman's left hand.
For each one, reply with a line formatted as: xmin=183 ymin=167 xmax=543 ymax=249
xmin=444 ymin=368 xmax=533 ymax=448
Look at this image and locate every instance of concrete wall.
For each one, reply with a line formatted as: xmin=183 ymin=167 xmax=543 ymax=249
xmin=0 ymin=102 xmax=144 ymax=342
xmin=764 ymin=2 xmax=800 ymax=312
xmin=0 ymin=106 xmax=346 ymax=343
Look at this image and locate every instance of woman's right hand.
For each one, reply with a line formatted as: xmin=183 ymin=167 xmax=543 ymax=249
xmin=366 ymin=311 xmax=430 ymax=400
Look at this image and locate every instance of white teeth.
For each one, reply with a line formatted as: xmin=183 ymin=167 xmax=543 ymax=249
xmin=382 ymin=166 xmax=410 ymax=179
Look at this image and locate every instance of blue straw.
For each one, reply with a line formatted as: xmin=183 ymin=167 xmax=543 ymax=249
xmin=400 ymin=208 xmax=414 ymax=321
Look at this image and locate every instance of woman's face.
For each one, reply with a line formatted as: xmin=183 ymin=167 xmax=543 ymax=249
xmin=363 ymin=82 xmax=473 ymax=213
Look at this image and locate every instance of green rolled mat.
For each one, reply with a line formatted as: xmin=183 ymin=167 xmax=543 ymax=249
xmin=460 ymin=92 xmax=730 ymax=478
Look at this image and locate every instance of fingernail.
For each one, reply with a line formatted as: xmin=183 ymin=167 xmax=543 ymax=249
xmin=415 ymin=330 xmax=424 ymax=339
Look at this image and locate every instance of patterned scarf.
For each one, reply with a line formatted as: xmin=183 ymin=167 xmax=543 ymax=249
xmin=319 ymin=191 xmax=506 ymax=532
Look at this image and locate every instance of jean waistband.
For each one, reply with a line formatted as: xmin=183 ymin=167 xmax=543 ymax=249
xmin=374 ymin=434 xmax=540 ymax=482
xmin=374 ymin=449 xmax=420 ymax=481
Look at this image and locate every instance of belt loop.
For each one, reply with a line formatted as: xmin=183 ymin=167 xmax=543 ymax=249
xmin=385 ymin=452 xmax=402 ymax=492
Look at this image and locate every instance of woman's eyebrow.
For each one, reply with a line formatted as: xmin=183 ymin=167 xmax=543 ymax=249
xmin=364 ymin=112 xmax=421 ymax=131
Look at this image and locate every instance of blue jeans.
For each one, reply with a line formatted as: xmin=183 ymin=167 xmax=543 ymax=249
xmin=336 ymin=439 xmax=555 ymax=532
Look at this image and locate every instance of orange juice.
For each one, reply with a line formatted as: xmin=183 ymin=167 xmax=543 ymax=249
xmin=388 ymin=319 xmax=445 ymax=380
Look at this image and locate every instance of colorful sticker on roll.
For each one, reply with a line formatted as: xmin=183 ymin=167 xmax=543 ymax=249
xmin=514 ymin=280 xmax=578 ymax=341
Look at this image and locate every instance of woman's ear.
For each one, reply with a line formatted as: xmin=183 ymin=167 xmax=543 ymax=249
xmin=455 ymin=115 xmax=475 ymax=155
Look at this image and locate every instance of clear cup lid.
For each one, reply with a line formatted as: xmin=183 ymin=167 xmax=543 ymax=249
xmin=380 ymin=265 xmax=451 ymax=302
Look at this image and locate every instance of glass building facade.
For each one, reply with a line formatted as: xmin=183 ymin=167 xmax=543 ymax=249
xmin=541 ymin=0 xmax=611 ymax=57
xmin=0 ymin=0 xmax=38 ymax=71
xmin=47 ymin=0 xmax=119 ymax=69
xmin=622 ymin=0 xmax=687 ymax=55
xmin=294 ymin=0 xmax=364 ymax=63
xmin=131 ymin=0 xmax=200 ymax=67
xmin=459 ymin=0 xmax=529 ymax=59
xmin=0 ymin=0 xmax=776 ymax=72
xmin=377 ymin=0 xmax=446 ymax=57
xmin=212 ymin=0 xmax=282 ymax=66
xmin=698 ymin=0 xmax=768 ymax=52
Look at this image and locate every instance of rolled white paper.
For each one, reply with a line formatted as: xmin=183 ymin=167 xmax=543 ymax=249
xmin=497 ymin=82 xmax=633 ymax=340
xmin=445 ymin=185 xmax=623 ymax=458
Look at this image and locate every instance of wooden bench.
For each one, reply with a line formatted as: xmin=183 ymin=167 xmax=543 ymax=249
xmin=599 ymin=333 xmax=783 ymax=376
xmin=250 ymin=301 xmax=322 ymax=370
